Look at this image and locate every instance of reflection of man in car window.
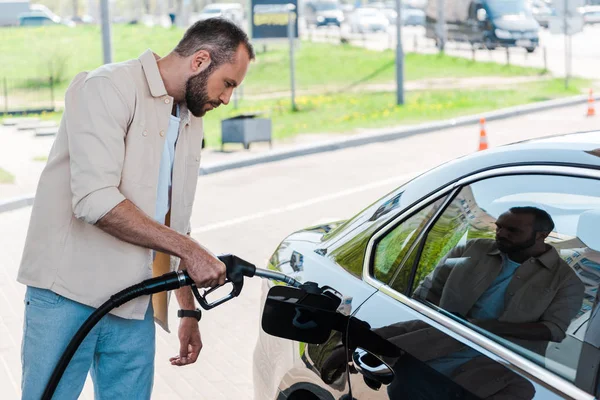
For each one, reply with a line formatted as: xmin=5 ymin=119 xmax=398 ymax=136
xmin=414 ymin=206 xmax=584 ymax=367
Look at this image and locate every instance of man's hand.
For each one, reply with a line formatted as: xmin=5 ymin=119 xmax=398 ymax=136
xmin=170 ymin=318 xmax=202 ymax=366
xmin=180 ymin=244 xmax=226 ymax=289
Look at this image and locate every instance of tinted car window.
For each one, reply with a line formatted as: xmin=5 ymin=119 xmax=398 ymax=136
xmin=328 ymin=192 xmax=406 ymax=277
xmin=406 ymin=173 xmax=600 ymax=395
xmin=373 ymin=197 xmax=447 ymax=285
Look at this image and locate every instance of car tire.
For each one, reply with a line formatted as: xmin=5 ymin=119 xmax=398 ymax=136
xmin=526 ymin=46 xmax=536 ymax=53
xmin=484 ymin=38 xmax=497 ymax=51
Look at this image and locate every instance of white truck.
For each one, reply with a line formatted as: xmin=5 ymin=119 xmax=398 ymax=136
xmin=0 ymin=0 xmax=31 ymax=26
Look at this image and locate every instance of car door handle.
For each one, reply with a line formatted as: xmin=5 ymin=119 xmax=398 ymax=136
xmin=352 ymin=347 xmax=395 ymax=385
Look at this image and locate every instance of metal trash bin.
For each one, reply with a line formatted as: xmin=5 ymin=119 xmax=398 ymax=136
xmin=221 ymin=113 xmax=272 ymax=150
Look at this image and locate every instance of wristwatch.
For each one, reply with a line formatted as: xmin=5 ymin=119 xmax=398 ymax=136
xmin=177 ymin=308 xmax=202 ymax=321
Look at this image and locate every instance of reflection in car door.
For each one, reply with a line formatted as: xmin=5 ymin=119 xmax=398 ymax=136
xmin=345 ymin=292 xmax=569 ymax=400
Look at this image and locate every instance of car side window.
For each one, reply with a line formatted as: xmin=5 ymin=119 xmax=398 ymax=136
xmin=401 ymin=174 xmax=600 ymax=395
xmin=373 ymin=197 xmax=447 ymax=286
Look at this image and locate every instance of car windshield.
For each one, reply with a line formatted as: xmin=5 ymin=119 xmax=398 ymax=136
xmin=486 ymin=0 xmax=530 ymax=16
xmin=315 ymin=2 xmax=339 ymax=11
xmin=359 ymin=8 xmax=379 ymax=16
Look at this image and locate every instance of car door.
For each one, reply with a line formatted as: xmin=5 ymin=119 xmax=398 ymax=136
xmin=344 ymin=167 xmax=600 ymax=400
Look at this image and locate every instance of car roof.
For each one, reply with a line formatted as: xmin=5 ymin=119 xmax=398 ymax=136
xmin=400 ymin=130 xmax=600 ymax=205
xmin=321 ymin=131 xmax=600 ymax=250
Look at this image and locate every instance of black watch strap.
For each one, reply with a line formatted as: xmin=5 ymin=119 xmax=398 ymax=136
xmin=177 ymin=308 xmax=202 ymax=321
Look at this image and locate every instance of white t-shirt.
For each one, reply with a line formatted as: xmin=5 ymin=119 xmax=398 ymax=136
xmin=154 ymin=106 xmax=180 ymax=224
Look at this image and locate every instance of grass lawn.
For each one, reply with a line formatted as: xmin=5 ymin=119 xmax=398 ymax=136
xmin=8 ymin=77 xmax=585 ymax=147
xmin=200 ymin=77 xmax=589 ymax=146
xmin=0 ymin=168 xmax=15 ymax=184
xmin=1 ymin=25 xmax=585 ymax=147
xmin=1 ymin=24 xmax=546 ymax=100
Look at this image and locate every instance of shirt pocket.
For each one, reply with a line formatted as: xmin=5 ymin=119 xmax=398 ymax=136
xmin=121 ymin=122 xmax=156 ymax=187
xmin=183 ymin=154 xmax=201 ymax=207
xmin=518 ymin=284 xmax=555 ymax=317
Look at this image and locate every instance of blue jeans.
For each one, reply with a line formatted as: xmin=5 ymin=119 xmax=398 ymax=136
xmin=21 ymin=287 xmax=155 ymax=400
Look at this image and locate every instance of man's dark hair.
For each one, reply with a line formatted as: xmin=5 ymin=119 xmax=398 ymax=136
xmin=509 ymin=206 xmax=555 ymax=233
xmin=174 ymin=18 xmax=255 ymax=67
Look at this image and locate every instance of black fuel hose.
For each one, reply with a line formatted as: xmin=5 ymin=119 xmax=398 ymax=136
xmin=41 ymin=270 xmax=193 ymax=400
xmin=41 ymin=254 xmax=296 ymax=399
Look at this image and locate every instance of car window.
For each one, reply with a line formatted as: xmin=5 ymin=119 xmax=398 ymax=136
xmin=402 ymin=173 xmax=600 ymax=395
xmin=373 ymin=196 xmax=447 ymax=285
xmin=327 ymin=191 xmax=405 ymax=277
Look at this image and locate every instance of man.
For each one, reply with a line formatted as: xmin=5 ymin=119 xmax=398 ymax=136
xmin=407 ymin=206 xmax=584 ymax=396
xmin=17 ymin=18 xmax=255 ymax=399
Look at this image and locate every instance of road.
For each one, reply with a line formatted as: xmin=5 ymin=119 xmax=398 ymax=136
xmin=0 ymin=103 xmax=598 ymax=399
xmin=303 ymin=23 xmax=600 ymax=80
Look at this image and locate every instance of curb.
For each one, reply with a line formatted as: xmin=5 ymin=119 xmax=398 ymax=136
xmin=0 ymin=94 xmax=595 ymax=214
xmin=0 ymin=195 xmax=35 ymax=214
xmin=199 ymin=93 xmax=595 ymax=175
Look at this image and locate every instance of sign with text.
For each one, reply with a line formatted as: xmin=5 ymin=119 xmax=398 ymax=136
xmin=250 ymin=0 xmax=298 ymax=39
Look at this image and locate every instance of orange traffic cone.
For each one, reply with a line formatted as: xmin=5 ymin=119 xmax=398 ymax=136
xmin=478 ymin=117 xmax=489 ymax=151
xmin=587 ymin=89 xmax=596 ymax=117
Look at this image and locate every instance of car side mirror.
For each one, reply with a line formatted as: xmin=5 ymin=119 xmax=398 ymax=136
xmin=261 ymin=285 xmax=343 ymax=344
xmin=477 ymin=8 xmax=488 ymax=22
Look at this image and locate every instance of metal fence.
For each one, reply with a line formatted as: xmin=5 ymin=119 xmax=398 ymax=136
xmin=0 ymin=77 xmax=56 ymax=115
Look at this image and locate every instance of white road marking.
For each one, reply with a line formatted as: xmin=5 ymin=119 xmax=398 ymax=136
xmin=192 ymin=172 xmax=417 ymax=234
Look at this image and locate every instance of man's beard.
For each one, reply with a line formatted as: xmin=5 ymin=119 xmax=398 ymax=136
xmin=185 ymin=65 xmax=221 ymax=117
xmin=496 ymin=231 xmax=537 ymax=254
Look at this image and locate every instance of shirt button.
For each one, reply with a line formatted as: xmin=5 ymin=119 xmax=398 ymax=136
xmin=516 ymin=275 xmax=521 ymax=279
xmin=164 ymin=98 xmax=170 ymax=104
xmin=142 ymin=130 xmax=147 ymax=136
xmin=160 ymin=130 xmax=165 ymax=137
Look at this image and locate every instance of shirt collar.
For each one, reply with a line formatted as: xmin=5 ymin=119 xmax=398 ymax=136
xmin=139 ymin=49 xmax=168 ymax=98
xmin=139 ymin=50 xmax=192 ymax=126
xmin=487 ymin=242 xmax=559 ymax=270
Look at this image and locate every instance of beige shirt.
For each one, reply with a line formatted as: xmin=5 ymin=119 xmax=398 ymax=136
xmin=17 ymin=50 xmax=203 ymax=329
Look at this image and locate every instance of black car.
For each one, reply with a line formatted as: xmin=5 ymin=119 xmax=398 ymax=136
xmin=254 ymin=131 xmax=600 ymax=400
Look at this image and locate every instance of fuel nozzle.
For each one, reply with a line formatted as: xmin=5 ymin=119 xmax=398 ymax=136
xmin=138 ymin=254 xmax=301 ymax=310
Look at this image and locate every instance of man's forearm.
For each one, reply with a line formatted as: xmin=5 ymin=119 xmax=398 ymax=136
xmin=475 ymin=320 xmax=553 ymax=341
xmin=175 ymin=287 xmax=196 ymax=310
xmin=95 ymin=199 xmax=196 ymax=259
xmin=175 ymin=231 xmax=197 ymax=310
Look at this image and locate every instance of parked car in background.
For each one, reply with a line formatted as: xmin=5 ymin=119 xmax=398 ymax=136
xmin=18 ymin=4 xmax=74 ymax=27
xmin=64 ymin=14 xmax=95 ymax=25
xmin=253 ymin=131 xmax=600 ymax=400
xmin=18 ymin=13 xmax=59 ymax=26
xmin=426 ymin=0 xmax=540 ymax=53
xmin=581 ymin=5 xmax=600 ymax=24
xmin=348 ymin=7 xmax=389 ymax=33
xmin=384 ymin=1 xmax=426 ymax=26
xmin=368 ymin=1 xmax=425 ymax=25
xmin=527 ymin=0 xmax=554 ymax=28
xmin=305 ymin=0 xmax=344 ymax=27
xmin=191 ymin=3 xmax=244 ymax=26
